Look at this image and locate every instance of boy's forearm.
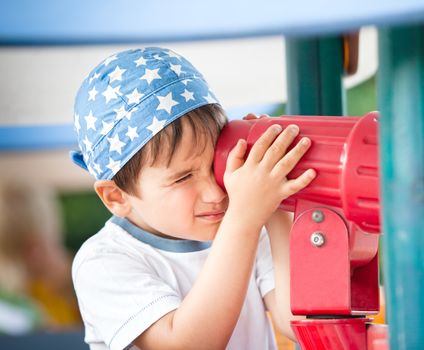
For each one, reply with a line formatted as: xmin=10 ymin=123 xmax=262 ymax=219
xmin=265 ymin=210 xmax=300 ymax=340
xmin=173 ymin=211 xmax=261 ymax=347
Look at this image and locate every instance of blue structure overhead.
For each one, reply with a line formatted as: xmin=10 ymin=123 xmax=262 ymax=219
xmin=0 ymin=103 xmax=279 ymax=151
xmin=0 ymin=124 xmax=77 ymax=151
xmin=1 ymin=0 xmax=424 ymax=45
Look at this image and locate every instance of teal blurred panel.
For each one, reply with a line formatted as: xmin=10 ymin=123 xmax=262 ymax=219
xmin=285 ymin=36 xmax=345 ymax=115
xmin=378 ymin=24 xmax=424 ymax=350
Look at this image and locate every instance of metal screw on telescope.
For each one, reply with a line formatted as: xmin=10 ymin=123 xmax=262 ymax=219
xmin=312 ymin=210 xmax=325 ymax=223
xmin=310 ymin=232 xmax=325 ymax=247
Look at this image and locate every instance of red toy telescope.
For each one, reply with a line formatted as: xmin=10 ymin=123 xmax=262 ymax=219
xmin=214 ymin=112 xmax=383 ymax=349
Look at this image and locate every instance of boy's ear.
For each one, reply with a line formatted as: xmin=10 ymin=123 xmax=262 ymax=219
xmin=94 ymin=180 xmax=132 ymax=217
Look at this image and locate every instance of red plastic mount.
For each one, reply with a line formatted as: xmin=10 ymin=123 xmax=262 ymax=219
xmin=290 ymin=201 xmax=379 ymax=315
xmin=291 ymin=317 xmax=371 ymax=350
xmin=367 ymin=324 xmax=389 ymax=350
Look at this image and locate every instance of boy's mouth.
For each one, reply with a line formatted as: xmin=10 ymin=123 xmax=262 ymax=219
xmin=196 ymin=211 xmax=226 ymax=222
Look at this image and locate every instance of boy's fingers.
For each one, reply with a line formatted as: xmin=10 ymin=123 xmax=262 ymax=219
xmin=272 ymin=137 xmax=311 ymax=177
xmin=243 ymin=113 xmax=258 ymax=120
xmin=225 ymin=139 xmax=247 ymax=173
xmin=247 ymin=125 xmax=282 ymax=163
xmin=262 ymin=125 xmax=299 ymax=168
xmin=282 ymin=169 xmax=316 ymax=197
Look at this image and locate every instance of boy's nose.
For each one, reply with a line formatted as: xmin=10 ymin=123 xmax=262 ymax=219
xmin=200 ymin=174 xmax=227 ymax=204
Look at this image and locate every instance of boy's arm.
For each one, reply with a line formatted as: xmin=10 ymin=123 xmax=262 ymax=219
xmin=263 ymin=210 xmax=304 ymax=341
xmin=134 ymin=125 xmax=314 ymax=350
xmin=134 ymin=210 xmax=263 ymax=350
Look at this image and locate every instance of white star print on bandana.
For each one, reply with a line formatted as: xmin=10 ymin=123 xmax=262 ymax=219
xmin=70 ymin=47 xmax=220 ymax=180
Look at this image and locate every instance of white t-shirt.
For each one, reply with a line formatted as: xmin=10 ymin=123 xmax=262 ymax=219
xmin=72 ymin=216 xmax=277 ymax=350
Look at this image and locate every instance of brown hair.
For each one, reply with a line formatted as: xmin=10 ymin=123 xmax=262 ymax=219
xmin=113 ymin=103 xmax=227 ymax=194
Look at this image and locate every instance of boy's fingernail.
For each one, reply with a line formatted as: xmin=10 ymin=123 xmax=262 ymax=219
xmin=288 ymin=125 xmax=299 ymax=134
xmin=301 ymin=137 xmax=310 ymax=145
xmin=273 ymin=125 xmax=283 ymax=132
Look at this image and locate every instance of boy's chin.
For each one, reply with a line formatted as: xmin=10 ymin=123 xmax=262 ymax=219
xmin=194 ymin=225 xmax=220 ymax=242
xmin=202 ymin=232 xmax=218 ymax=241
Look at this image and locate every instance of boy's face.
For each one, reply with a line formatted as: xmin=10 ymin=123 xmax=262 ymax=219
xmin=124 ymin=119 xmax=228 ymax=241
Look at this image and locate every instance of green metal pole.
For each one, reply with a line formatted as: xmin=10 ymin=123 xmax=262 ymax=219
xmin=286 ymin=35 xmax=345 ymax=350
xmin=285 ymin=36 xmax=346 ymax=115
xmin=378 ymin=24 xmax=424 ymax=350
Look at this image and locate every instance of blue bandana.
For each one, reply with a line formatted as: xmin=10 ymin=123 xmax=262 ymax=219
xmin=70 ymin=47 xmax=220 ymax=180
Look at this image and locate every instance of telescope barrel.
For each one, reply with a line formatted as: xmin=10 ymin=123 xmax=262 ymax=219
xmin=214 ymin=112 xmax=380 ymax=233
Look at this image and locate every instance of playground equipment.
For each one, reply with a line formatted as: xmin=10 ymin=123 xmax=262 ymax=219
xmin=2 ymin=1 xmax=424 ymax=349
xmin=214 ymin=112 xmax=383 ymax=349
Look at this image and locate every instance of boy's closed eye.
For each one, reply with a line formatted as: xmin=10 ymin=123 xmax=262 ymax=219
xmin=175 ymin=173 xmax=192 ymax=184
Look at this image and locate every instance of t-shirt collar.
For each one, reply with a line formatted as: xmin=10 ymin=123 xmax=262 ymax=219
xmin=110 ymin=215 xmax=212 ymax=253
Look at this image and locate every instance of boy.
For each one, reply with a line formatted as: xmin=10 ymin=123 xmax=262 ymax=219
xmin=70 ymin=47 xmax=315 ymax=350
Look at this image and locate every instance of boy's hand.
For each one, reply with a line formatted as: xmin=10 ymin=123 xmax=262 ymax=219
xmin=223 ymin=114 xmax=315 ymax=229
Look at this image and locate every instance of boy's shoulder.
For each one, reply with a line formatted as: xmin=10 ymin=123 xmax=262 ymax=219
xmin=72 ymin=217 xmax=183 ymax=281
xmin=74 ymin=218 xmax=122 ymax=253
xmin=71 ymin=218 xmax=139 ymax=276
